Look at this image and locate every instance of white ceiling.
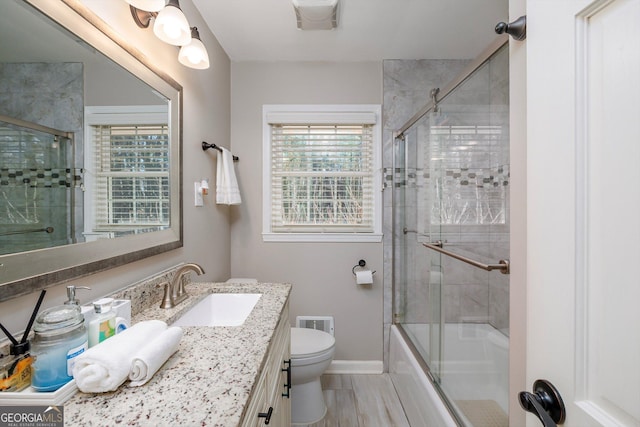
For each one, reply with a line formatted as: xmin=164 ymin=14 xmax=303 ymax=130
xmin=192 ymin=0 xmax=509 ymax=62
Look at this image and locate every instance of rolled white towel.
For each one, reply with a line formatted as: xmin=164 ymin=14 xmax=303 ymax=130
xmin=73 ymin=320 xmax=167 ymax=393
xmin=128 ymin=326 xmax=183 ymax=387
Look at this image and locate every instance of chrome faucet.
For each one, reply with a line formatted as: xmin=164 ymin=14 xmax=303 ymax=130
xmin=160 ymin=263 xmax=205 ymax=309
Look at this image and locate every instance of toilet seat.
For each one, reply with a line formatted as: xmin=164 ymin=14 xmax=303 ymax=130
xmin=291 ymin=328 xmax=335 ymax=360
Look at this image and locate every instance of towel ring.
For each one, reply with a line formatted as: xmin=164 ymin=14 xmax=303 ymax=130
xmin=352 ymin=259 xmax=376 ymax=276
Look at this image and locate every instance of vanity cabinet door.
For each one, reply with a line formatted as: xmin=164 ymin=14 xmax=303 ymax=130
xmin=265 ymin=300 xmax=291 ymax=426
xmin=241 ymin=299 xmax=291 ymax=427
xmin=242 ymin=372 xmax=266 ymax=427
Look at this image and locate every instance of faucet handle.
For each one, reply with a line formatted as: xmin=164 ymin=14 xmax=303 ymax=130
xmin=65 ymin=285 xmax=91 ymax=305
xmin=159 ymin=281 xmax=174 ymax=309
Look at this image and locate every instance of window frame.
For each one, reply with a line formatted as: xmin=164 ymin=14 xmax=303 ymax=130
xmin=262 ymin=104 xmax=382 ymax=243
xmin=83 ymin=105 xmax=169 ymax=240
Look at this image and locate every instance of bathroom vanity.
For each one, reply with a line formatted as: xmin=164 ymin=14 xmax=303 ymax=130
xmin=242 ymin=299 xmax=291 ymax=427
xmin=62 ymin=280 xmax=291 ymax=426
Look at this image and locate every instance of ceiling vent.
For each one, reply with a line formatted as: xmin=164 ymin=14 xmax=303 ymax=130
xmin=292 ymin=0 xmax=338 ymax=30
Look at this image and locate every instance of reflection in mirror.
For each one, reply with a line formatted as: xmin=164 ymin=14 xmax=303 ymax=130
xmin=0 ymin=0 xmax=182 ymax=302
xmin=0 ymin=116 xmax=74 ymax=255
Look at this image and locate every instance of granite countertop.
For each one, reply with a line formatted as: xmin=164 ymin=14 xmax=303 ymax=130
xmin=63 ymin=281 xmax=291 ymax=427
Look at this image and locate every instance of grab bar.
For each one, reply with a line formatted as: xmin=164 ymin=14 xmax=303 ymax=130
xmin=0 ymin=227 xmax=54 ymax=237
xmin=423 ymin=241 xmax=510 ymax=274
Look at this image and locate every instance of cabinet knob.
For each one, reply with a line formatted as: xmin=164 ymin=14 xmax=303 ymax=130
xmin=257 ymin=406 xmax=273 ymax=424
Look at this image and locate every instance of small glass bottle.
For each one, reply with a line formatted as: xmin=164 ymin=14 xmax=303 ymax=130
xmin=31 ymin=304 xmax=88 ymax=392
xmin=0 ymin=341 xmax=33 ymax=392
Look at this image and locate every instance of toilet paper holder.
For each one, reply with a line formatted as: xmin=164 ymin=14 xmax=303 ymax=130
xmin=352 ymin=259 xmax=376 ymax=276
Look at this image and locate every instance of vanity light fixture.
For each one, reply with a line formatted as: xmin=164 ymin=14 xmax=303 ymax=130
xmin=178 ymin=27 xmax=210 ymax=69
xmin=153 ymin=0 xmax=191 ymax=46
xmin=125 ymin=0 xmax=164 ymax=28
xmin=124 ymin=0 xmax=165 ymax=13
xmin=125 ymin=0 xmax=209 ymax=69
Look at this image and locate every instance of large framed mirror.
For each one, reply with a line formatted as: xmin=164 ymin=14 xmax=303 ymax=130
xmin=0 ymin=0 xmax=183 ymax=302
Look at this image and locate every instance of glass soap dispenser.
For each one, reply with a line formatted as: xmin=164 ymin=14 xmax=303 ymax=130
xmin=31 ymin=304 xmax=88 ymax=392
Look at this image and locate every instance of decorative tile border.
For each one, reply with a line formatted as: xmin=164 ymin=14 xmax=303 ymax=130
xmin=0 ymin=168 xmax=83 ymax=188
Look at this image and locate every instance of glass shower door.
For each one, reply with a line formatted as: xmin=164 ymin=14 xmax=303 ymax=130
xmin=0 ymin=117 xmax=74 ymax=254
xmin=395 ymin=44 xmax=510 ymax=427
xmin=393 ymin=119 xmax=443 ymax=374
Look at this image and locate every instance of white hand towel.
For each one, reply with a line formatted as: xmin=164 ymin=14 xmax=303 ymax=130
xmin=72 ymin=320 xmax=167 ymax=393
xmin=216 ymin=147 xmax=242 ymax=205
xmin=128 ymin=326 xmax=183 ymax=387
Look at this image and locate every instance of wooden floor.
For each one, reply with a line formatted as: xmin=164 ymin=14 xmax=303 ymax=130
xmin=297 ymin=374 xmax=410 ymax=427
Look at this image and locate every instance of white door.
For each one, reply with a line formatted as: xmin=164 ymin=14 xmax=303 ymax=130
xmin=526 ymin=0 xmax=640 ymax=426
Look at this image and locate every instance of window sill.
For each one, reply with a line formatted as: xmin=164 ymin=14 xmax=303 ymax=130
xmin=262 ymin=232 xmax=383 ymax=243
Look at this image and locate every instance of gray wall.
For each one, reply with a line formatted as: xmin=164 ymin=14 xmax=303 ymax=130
xmin=229 ymin=61 xmax=384 ymax=361
xmin=0 ymin=0 xmax=232 ymax=333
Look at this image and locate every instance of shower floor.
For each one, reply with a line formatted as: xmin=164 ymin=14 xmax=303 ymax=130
xmin=456 ymin=400 xmax=508 ymax=427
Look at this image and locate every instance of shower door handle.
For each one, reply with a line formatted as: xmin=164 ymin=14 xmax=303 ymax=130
xmin=519 ymin=379 xmax=566 ymax=426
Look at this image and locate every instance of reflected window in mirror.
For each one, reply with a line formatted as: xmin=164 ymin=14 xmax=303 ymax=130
xmin=84 ymin=106 xmax=170 ymax=240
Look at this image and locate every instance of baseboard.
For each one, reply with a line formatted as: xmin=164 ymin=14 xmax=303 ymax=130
xmin=325 ymin=360 xmax=384 ymax=374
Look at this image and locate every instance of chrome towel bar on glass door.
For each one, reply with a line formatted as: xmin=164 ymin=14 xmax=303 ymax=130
xmin=0 ymin=227 xmax=54 ymax=236
xmin=423 ymin=241 xmax=510 ymax=274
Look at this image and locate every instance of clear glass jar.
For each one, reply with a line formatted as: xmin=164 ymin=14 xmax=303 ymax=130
xmin=31 ymin=305 xmax=88 ymax=392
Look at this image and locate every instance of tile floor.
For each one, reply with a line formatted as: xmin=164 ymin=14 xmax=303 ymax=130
xmin=296 ymin=374 xmax=509 ymax=427
xmin=296 ymin=374 xmax=410 ymax=427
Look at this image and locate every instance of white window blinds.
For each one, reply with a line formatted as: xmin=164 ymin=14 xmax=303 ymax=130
xmin=91 ymin=124 xmax=169 ymax=232
xmin=269 ymin=123 xmax=375 ymax=233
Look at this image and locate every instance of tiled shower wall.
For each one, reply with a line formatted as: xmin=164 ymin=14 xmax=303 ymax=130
xmin=382 ymin=59 xmax=471 ymax=368
xmin=382 ymin=51 xmax=510 ymax=367
xmin=0 ymin=63 xmax=84 ymax=252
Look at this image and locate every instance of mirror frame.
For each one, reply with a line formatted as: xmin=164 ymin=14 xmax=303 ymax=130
xmin=0 ymin=0 xmax=183 ymax=302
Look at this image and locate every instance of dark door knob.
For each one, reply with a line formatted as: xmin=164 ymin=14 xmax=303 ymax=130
xmin=495 ymin=15 xmax=527 ymax=41
xmin=519 ymin=379 xmax=566 ymax=426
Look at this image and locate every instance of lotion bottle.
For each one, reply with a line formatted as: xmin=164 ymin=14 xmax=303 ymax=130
xmin=88 ymin=298 xmax=116 ymax=347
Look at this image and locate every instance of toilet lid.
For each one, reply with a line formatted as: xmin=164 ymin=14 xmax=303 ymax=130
xmin=291 ymin=327 xmax=335 ymax=357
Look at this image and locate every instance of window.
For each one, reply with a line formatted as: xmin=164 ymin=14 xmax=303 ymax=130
xmin=84 ymin=106 xmax=169 ymax=238
xmin=263 ymin=105 xmax=382 ymax=242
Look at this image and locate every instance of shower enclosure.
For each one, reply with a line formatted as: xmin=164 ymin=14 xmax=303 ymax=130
xmin=0 ymin=115 xmax=76 ymax=254
xmin=393 ymin=40 xmax=510 ymax=426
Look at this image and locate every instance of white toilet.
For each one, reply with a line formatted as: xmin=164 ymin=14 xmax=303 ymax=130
xmin=290 ymin=327 xmax=335 ymax=425
xmin=225 ymin=279 xmax=336 ymax=424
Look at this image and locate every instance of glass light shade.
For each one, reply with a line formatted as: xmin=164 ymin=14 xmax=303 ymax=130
xmin=153 ymin=3 xmax=191 ymax=46
xmin=124 ymin=0 xmax=166 ymax=12
xmin=179 ymin=36 xmax=210 ymax=69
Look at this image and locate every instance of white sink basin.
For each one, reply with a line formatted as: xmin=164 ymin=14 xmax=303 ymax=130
xmin=172 ymin=293 xmax=262 ymax=327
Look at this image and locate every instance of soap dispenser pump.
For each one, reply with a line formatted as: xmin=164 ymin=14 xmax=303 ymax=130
xmin=64 ymin=285 xmax=91 ymax=305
